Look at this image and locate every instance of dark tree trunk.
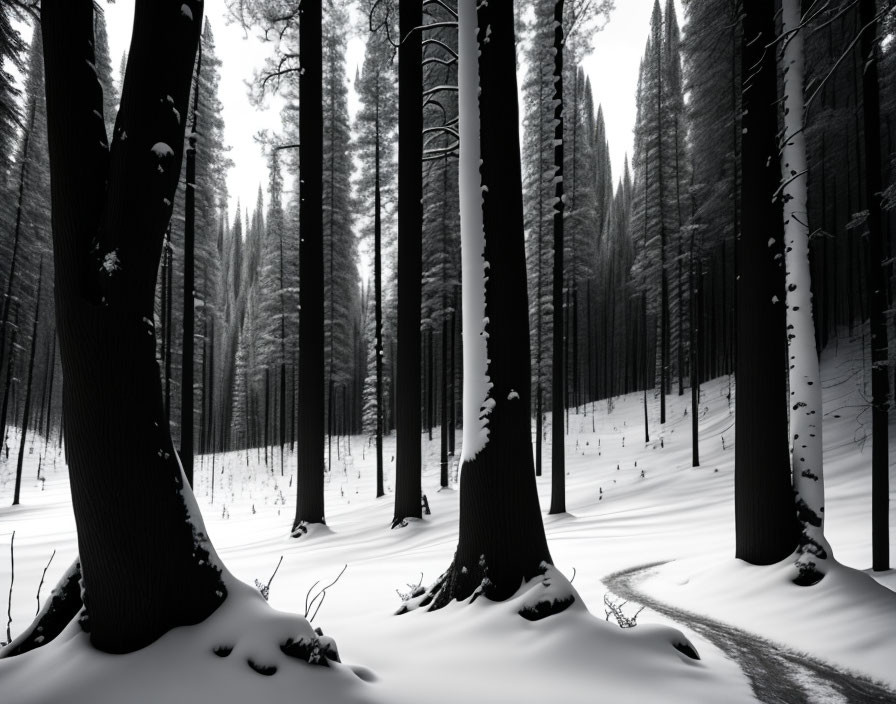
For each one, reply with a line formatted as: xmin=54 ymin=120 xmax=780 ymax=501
xmin=449 ymin=302 xmax=456 ymax=456
xmin=294 ymin=0 xmax=326 ymax=529
xmin=734 ymin=0 xmax=798 ymax=565
xmin=656 ymin=22 xmax=668 ymax=424
xmin=440 ymin=314 xmax=449 ymax=487
xmin=426 ymin=0 xmax=554 ymax=610
xmin=393 ymin=0 xmax=423 ymax=528
xmin=374 ymin=103 xmax=384 ymax=498
xmin=13 ymin=262 xmax=42 ymax=506
xmin=39 ymin=0 xmax=222 ymax=653
xmin=0 ymin=307 xmax=18 ymax=453
xmin=207 ymin=316 xmax=215 ymax=458
xmin=549 ymin=0 xmax=566 ymax=516
xmin=327 ymin=376 xmax=334 ymax=472
xmin=0 ymin=103 xmax=34 ymax=396
xmin=689 ymin=230 xmax=699 ymax=468
xmin=642 ymin=294 xmax=649 ymax=444
xmin=427 ymin=327 xmax=434 ymax=441
xmin=535 ymin=385 xmax=542 ymax=477
xmin=44 ymin=333 xmax=56 ymax=446
xmin=859 ymin=0 xmax=890 ymax=572
xmin=264 ymin=366 xmax=270 ymax=469
xmin=36 ymin=334 xmax=51 ymax=439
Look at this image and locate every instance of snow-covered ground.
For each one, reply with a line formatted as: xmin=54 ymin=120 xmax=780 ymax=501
xmin=0 ymin=334 xmax=894 ymax=703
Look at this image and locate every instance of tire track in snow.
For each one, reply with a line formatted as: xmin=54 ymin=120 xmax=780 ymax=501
xmin=603 ymin=563 xmax=895 ymax=704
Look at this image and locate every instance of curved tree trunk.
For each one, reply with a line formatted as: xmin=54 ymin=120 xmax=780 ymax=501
xmin=40 ymin=0 xmax=223 ymax=654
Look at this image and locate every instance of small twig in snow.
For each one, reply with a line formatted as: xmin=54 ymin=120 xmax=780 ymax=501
xmin=304 ymin=565 xmax=347 ymax=623
xmin=5 ymin=531 xmax=14 ymax=645
xmin=35 ymin=550 xmax=56 ymax=616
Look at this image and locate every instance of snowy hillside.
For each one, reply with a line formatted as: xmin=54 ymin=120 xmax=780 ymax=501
xmin=0 ymin=336 xmax=894 ymax=703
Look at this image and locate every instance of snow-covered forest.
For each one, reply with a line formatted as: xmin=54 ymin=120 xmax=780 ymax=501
xmin=0 ymin=0 xmax=894 ymax=702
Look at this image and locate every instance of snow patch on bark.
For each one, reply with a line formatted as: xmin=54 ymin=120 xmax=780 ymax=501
xmin=458 ymin=0 xmax=492 ymax=461
xmin=151 ymin=142 xmax=173 ymax=159
xmin=780 ymin=0 xmax=831 ymax=580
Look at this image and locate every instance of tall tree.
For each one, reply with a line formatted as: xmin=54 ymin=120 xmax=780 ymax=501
xmin=780 ymin=0 xmax=831 ymax=583
xmin=0 ymin=3 xmax=24 ymax=180
xmin=0 ymin=25 xmax=53 ymax=453
xmin=321 ymin=4 xmax=359 ymax=474
xmin=416 ymin=0 xmax=559 ymax=612
xmin=357 ymin=6 xmax=398 ymax=499
xmin=522 ymin=0 xmax=556 ymax=478
xmin=549 ymin=0 xmax=567 ymax=515
xmin=734 ymin=0 xmax=798 ymax=566
xmin=859 ymin=0 xmax=891 ymax=573
xmin=38 ymin=0 xmax=223 ymax=652
xmin=181 ymin=39 xmax=201 ymax=486
xmin=12 ymin=261 xmax=42 ymax=506
xmin=681 ymin=0 xmax=739 ymax=380
xmin=393 ymin=0 xmax=424 ymax=528
xmin=94 ymin=8 xmax=119 ymax=140
xmin=294 ymin=0 xmax=326 ymax=530
xmin=419 ymin=3 xmax=460 ymax=490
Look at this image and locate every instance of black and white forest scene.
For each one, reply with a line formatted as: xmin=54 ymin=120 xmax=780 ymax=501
xmin=0 ymin=0 xmax=894 ymax=702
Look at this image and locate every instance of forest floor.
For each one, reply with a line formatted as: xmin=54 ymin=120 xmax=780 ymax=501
xmin=0 ymin=333 xmax=894 ymax=703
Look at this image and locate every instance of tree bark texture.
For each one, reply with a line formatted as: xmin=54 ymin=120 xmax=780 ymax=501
xmin=429 ymin=0 xmax=553 ymax=609
xmin=40 ymin=0 xmax=222 ymax=653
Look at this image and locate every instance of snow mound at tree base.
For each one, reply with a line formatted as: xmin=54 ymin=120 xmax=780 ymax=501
xmin=383 ymin=565 xmax=726 ymax=704
xmin=0 ymin=576 xmax=377 ymax=704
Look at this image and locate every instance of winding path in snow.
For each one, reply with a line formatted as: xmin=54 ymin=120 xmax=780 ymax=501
xmin=603 ymin=563 xmax=896 ymax=704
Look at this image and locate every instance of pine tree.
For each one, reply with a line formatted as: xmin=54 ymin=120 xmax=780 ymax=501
xmin=321 ymin=4 xmax=359 ymax=475
xmin=159 ymin=18 xmax=230 ymax=457
xmin=13 ymin=260 xmax=42 ymax=506
xmin=0 ymin=3 xmax=24 ymax=181
xmin=258 ymin=149 xmax=299 ymax=475
xmin=522 ymin=0 xmax=556 ymax=477
xmin=549 ymin=0 xmax=567 ymax=515
xmin=681 ymin=0 xmax=739 ymax=378
xmin=420 ymin=3 xmax=460 ymax=489
xmin=294 ymin=0 xmax=326 ymax=530
xmin=858 ymin=0 xmax=891 ymax=574
xmin=662 ymin=0 xmax=689 ymax=398
xmin=415 ymin=0 xmax=560 ymax=613
xmin=356 ymin=6 xmax=399 ymax=497
xmin=0 ymin=24 xmax=53 ymax=450
xmin=94 ymin=9 xmax=119 ymax=141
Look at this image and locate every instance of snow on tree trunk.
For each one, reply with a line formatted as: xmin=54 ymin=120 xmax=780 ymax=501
xmin=458 ymin=0 xmax=490 ymax=461
xmin=397 ymin=0 xmax=557 ymax=614
xmin=780 ymin=0 xmax=831 ymax=582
